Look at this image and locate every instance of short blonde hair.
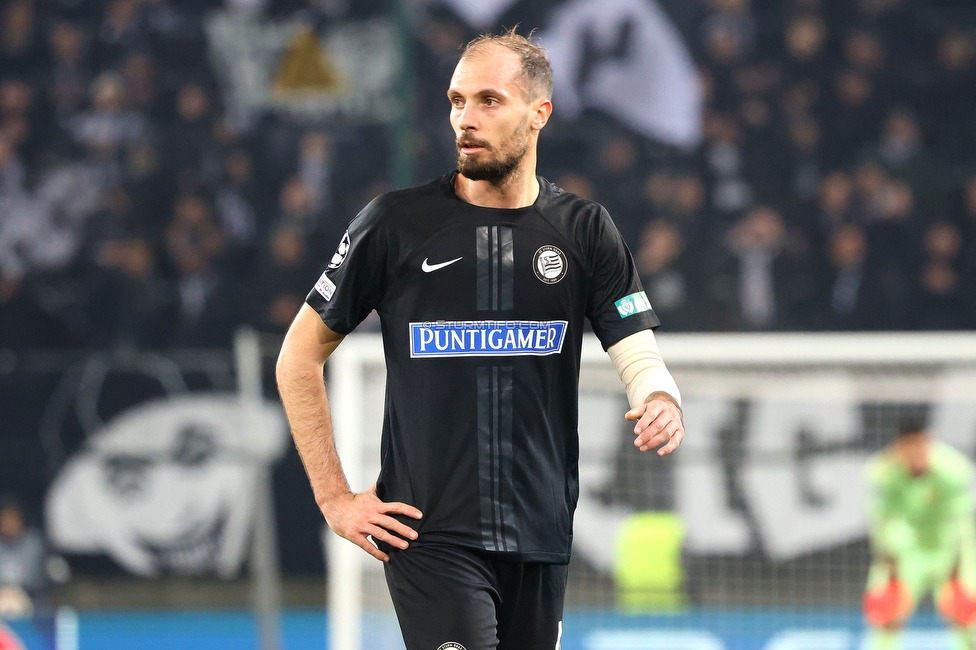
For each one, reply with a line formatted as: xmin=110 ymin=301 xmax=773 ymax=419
xmin=460 ymin=27 xmax=553 ymax=101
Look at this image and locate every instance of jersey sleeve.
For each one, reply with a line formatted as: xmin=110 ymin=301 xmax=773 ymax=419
xmin=584 ymin=207 xmax=660 ymax=349
xmin=305 ymin=197 xmax=391 ymax=334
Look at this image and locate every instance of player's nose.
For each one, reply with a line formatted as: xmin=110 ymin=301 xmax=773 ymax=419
xmin=456 ymin=102 xmax=479 ymax=131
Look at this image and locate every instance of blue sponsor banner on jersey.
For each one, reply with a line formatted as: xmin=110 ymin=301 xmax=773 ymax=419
xmin=409 ymin=320 xmax=569 ymax=358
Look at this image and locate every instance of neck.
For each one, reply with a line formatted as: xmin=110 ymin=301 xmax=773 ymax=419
xmin=454 ymin=148 xmax=540 ymax=209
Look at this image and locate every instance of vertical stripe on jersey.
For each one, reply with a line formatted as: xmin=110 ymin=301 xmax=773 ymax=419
xmin=491 ymin=227 xmax=500 ymax=309
xmin=476 ymin=366 xmax=518 ymax=552
xmin=499 ymin=227 xmax=514 ymax=309
xmin=476 ymin=226 xmax=490 ymax=310
xmin=476 ymin=226 xmax=514 ymax=311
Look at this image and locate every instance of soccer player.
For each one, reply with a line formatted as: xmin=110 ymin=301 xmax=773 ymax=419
xmin=863 ymin=415 xmax=976 ymax=650
xmin=276 ymin=29 xmax=684 ymax=649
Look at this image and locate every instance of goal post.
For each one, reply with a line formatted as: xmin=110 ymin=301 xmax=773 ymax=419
xmin=325 ymin=332 xmax=976 ymax=650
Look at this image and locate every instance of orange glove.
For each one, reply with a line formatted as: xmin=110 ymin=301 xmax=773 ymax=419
xmin=864 ymin=576 xmax=913 ymax=627
xmin=939 ymin=578 xmax=976 ymax=627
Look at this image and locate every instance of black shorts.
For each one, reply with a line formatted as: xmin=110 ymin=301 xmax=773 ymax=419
xmin=383 ymin=544 xmax=568 ymax=650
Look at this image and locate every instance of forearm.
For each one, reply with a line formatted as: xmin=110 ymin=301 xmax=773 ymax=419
xmin=276 ymin=305 xmax=350 ymax=511
xmin=277 ymin=353 xmax=350 ymax=508
xmin=607 ymin=329 xmax=681 ymax=408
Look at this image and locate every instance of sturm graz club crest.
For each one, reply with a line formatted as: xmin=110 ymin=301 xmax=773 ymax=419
xmin=328 ymin=231 xmax=351 ymax=269
xmin=436 ymin=644 xmax=466 ymax=650
xmin=533 ymin=245 xmax=567 ymax=284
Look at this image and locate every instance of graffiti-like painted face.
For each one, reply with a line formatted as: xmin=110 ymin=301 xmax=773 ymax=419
xmin=46 ymin=395 xmax=286 ymax=578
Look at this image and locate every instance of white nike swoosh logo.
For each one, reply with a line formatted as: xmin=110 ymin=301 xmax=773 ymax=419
xmin=422 ymin=256 xmax=463 ymax=272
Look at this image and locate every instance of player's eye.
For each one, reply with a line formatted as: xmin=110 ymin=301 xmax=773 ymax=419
xmin=485 ymin=97 xmax=498 ymax=106
xmin=451 ymin=97 xmax=463 ymax=107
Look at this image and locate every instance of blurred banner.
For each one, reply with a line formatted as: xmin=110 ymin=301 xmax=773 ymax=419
xmin=575 ymin=367 xmax=976 ymax=572
xmin=0 ymin=350 xmax=290 ymax=579
xmin=436 ymin=0 xmax=703 ymax=147
xmin=46 ymin=394 xmax=286 ymax=578
xmin=205 ymin=13 xmax=400 ymax=123
xmin=539 ymin=0 xmax=702 ymax=147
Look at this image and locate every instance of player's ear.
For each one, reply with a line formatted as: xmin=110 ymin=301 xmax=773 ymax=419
xmin=530 ymin=98 xmax=552 ymax=132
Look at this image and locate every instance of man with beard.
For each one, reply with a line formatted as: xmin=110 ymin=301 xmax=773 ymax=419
xmin=276 ymin=28 xmax=683 ymax=649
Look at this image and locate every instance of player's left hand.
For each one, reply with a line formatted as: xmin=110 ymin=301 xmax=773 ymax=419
xmin=626 ymin=391 xmax=684 ymax=456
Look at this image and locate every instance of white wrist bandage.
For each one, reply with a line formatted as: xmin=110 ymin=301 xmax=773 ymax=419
xmin=606 ymin=330 xmax=681 ymax=409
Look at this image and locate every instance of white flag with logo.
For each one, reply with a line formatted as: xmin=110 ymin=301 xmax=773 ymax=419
xmin=540 ymin=0 xmax=702 ymax=148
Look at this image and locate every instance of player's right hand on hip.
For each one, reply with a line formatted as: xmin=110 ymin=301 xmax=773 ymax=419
xmin=321 ymin=484 xmax=423 ymax=561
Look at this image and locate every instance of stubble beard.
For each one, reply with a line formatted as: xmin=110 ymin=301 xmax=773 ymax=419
xmin=456 ymin=120 xmax=530 ymax=186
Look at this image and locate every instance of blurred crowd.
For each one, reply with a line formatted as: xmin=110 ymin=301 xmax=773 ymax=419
xmin=1 ymin=0 xmax=975 ymax=350
xmin=627 ymin=0 xmax=976 ymax=332
xmin=0 ymin=0 xmax=389 ymax=348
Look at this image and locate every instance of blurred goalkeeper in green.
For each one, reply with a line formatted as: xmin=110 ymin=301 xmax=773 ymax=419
xmin=864 ymin=414 xmax=976 ymax=650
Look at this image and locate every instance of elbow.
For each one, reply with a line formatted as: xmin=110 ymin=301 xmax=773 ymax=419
xmin=275 ymin=328 xmax=328 ymax=390
xmin=274 ymin=353 xmax=288 ymax=388
xmin=275 ymin=331 xmax=301 ymax=387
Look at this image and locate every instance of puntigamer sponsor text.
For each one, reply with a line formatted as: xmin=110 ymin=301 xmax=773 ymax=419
xmin=409 ymin=320 xmax=569 ymax=358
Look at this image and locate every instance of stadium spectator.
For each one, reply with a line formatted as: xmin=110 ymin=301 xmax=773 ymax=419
xmin=669 ymin=172 xmax=708 ymax=243
xmin=0 ymin=496 xmax=47 ymax=619
xmin=142 ymin=0 xmax=207 ymax=70
xmin=593 ymin=136 xmax=646 ymax=245
xmin=636 ymin=219 xmax=696 ymax=331
xmin=45 ymin=21 xmax=91 ymax=129
xmin=69 ymin=71 xmax=146 ymax=174
xmin=165 ymin=193 xmax=241 ymax=346
xmin=252 ymin=224 xmax=314 ymax=334
xmin=94 ymin=0 xmax=145 ymax=71
xmin=869 ymin=110 xmax=944 ymax=216
xmin=955 ymin=175 xmax=976 ymax=273
xmin=784 ymin=114 xmax=823 ymax=206
xmin=864 ymin=180 xmax=918 ymax=311
xmin=0 ymin=80 xmax=38 ymax=167
xmin=275 ymin=176 xmax=318 ymax=238
xmin=817 ymin=171 xmax=857 ymax=235
xmin=823 ymin=224 xmax=900 ymax=330
xmin=925 ymin=31 xmax=976 ymax=150
xmin=215 ymin=147 xmax=259 ymax=250
xmin=0 ymin=135 xmax=25 ymax=196
xmin=701 ymin=0 xmax=755 ymax=70
xmin=166 ymin=82 xmax=222 ymax=192
xmin=701 ymin=111 xmax=753 ymax=218
xmin=783 ymin=14 xmax=828 ymax=79
xmin=297 ymin=130 xmax=332 ymax=216
xmin=122 ymin=138 xmax=168 ymax=242
xmin=825 ymin=68 xmax=878 ymax=166
xmin=709 ymin=206 xmax=804 ymax=330
xmin=82 ymin=184 xmax=173 ymax=346
xmin=912 ymin=222 xmax=972 ymax=330
xmin=122 ymin=53 xmax=158 ymax=115
xmin=643 ymin=170 xmax=675 ymax=221
xmin=0 ymin=0 xmax=43 ymax=79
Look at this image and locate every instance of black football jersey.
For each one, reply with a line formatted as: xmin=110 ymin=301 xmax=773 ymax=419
xmin=306 ymin=173 xmax=659 ymax=563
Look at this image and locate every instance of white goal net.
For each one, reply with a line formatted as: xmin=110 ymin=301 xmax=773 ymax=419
xmin=325 ymin=332 xmax=976 ymax=650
